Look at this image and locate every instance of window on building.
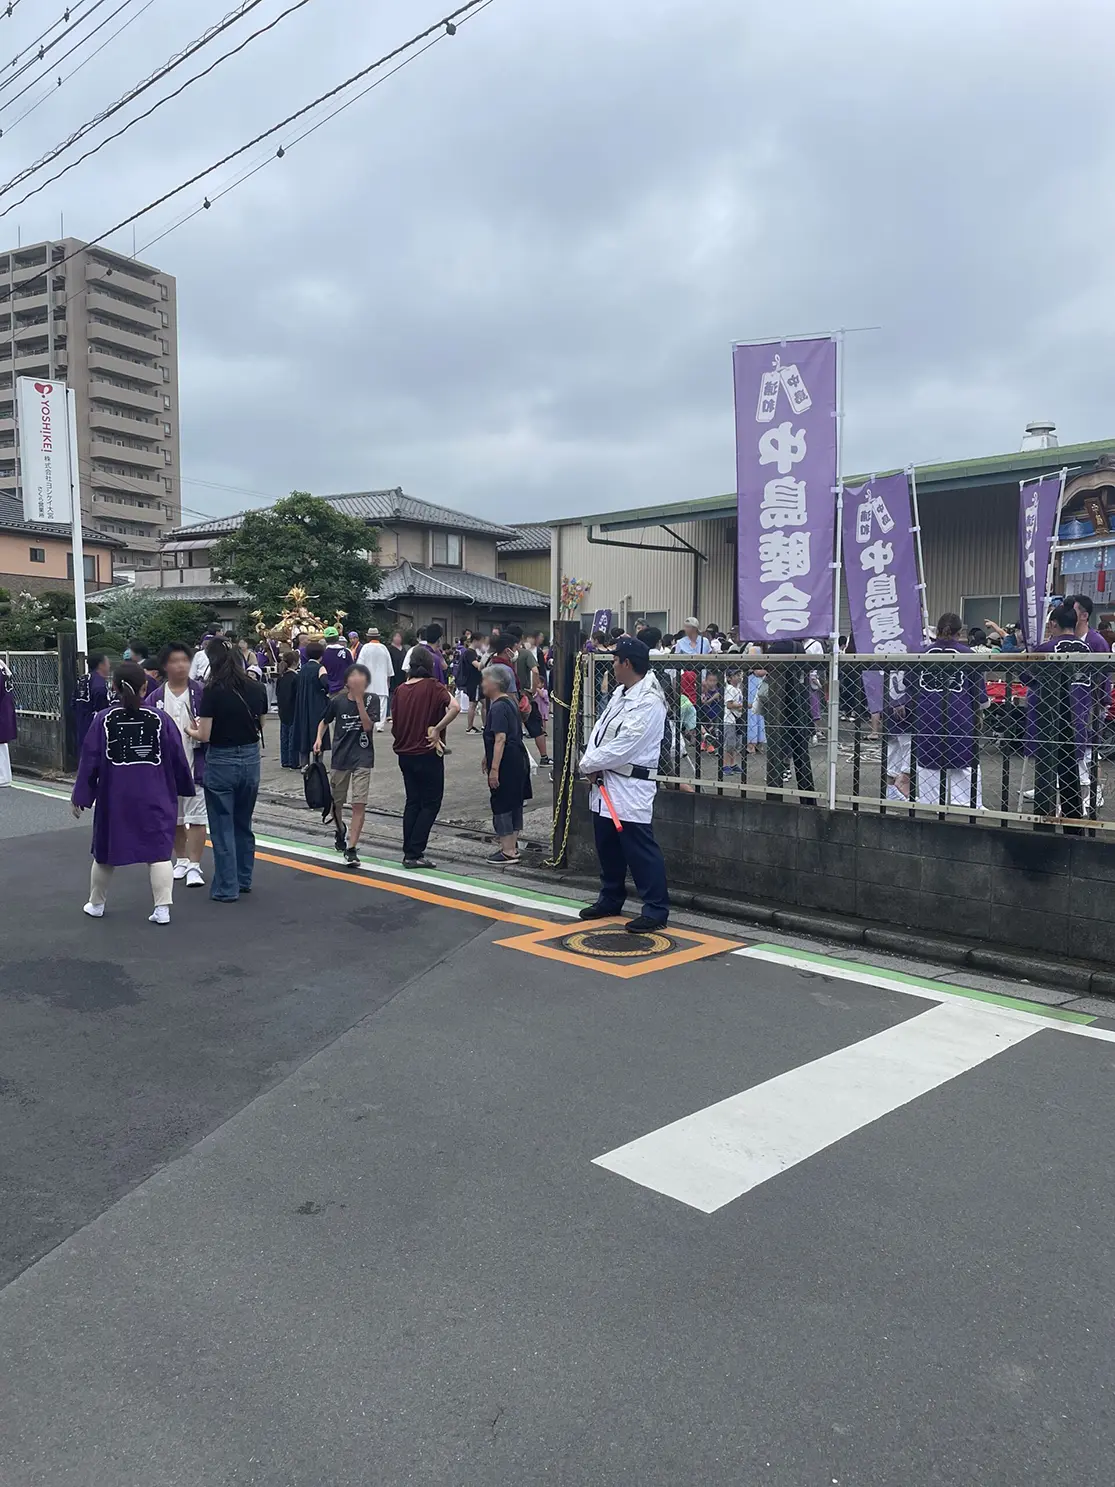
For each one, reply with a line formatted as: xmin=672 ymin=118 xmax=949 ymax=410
xmin=163 ymin=395 xmax=171 ymax=409
xmin=431 ymin=532 xmax=462 ymax=568
xmin=961 ymin=594 xmax=1021 ymax=632
xmin=67 ymin=553 xmax=98 ymax=582
xmin=160 ymin=283 xmax=168 ymax=300
xmin=161 ymin=365 xmax=170 ymax=382
xmin=163 ymin=477 xmax=173 ymax=493
xmin=28 ymin=546 xmax=45 ymax=563
xmin=160 ymin=311 xmax=169 ymax=327
xmin=163 ymin=421 xmax=171 ymax=435
xmin=628 ymin=609 xmax=669 ymax=634
xmin=163 ymin=449 xmax=171 ymax=464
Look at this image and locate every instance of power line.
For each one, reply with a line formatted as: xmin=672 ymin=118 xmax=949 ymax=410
xmin=4 ymin=0 xmax=95 ymax=67
xmin=3 ymin=0 xmax=159 ymax=136
xmin=0 ymin=0 xmax=144 ymax=115
xmin=0 ymin=0 xmax=284 ymax=189
xmin=1 ymin=0 xmax=109 ymax=94
xmin=12 ymin=0 xmax=494 ymax=285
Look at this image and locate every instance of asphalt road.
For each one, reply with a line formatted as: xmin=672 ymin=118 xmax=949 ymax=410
xmin=1 ymin=785 xmax=1113 ymax=1486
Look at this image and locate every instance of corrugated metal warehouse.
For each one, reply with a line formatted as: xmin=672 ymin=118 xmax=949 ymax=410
xmin=547 ymin=435 xmax=1115 ymax=634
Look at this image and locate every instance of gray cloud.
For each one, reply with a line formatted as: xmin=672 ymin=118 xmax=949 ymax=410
xmin=2 ymin=0 xmax=1114 ymax=526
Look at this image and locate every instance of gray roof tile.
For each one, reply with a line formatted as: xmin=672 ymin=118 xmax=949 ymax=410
xmin=166 ymin=489 xmax=518 ymax=541
xmin=497 ymin=523 xmax=551 ymax=554
xmin=0 ymin=492 xmax=126 ymax=547
xmin=372 ymin=561 xmax=547 ymax=609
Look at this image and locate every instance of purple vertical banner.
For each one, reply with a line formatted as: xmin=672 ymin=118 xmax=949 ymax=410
xmin=734 ymin=336 xmax=838 ymax=642
xmin=1018 ymin=474 xmax=1062 ymax=649
xmin=841 ymin=472 xmax=923 ymax=654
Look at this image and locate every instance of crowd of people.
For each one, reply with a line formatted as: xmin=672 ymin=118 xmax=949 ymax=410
xmin=589 ymin=596 xmax=1114 ymax=823
xmin=60 ymin=620 xmax=558 ymax=922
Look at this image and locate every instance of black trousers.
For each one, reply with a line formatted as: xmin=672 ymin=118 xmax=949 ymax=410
xmin=1034 ymin=735 xmax=1083 ymax=819
xmin=398 ymin=752 xmax=445 ymax=859
xmin=766 ymin=723 xmax=815 ymax=793
xmin=593 ymin=811 xmax=669 ymax=924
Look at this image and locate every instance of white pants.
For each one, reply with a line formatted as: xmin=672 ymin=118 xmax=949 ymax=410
xmin=916 ymin=766 xmax=985 ymax=809
xmin=0 ymin=741 xmax=10 ymax=786
xmin=373 ymin=692 xmax=389 ymax=727
xmin=89 ymin=859 xmax=174 ymax=908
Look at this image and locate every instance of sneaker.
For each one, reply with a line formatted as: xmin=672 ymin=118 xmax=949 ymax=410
xmin=487 ymin=849 xmax=520 ymax=864
xmin=625 ymin=914 xmax=667 ymax=934
xmin=82 ymin=901 xmax=105 ymax=918
xmin=172 ymin=858 xmax=189 ymax=880
xmin=402 ymin=857 xmax=437 ymax=869
xmin=185 ymin=864 xmax=205 ymax=888
xmin=148 ymin=905 xmax=171 ymax=926
xmin=578 ymin=901 xmax=619 ymax=921
xmin=334 ymin=824 xmax=346 ymax=852
xmin=344 ymin=847 xmax=360 ymax=869
xmin=538 ymin=756 xmax=552 ymax=767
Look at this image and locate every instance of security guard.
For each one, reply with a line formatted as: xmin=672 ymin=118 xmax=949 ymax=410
xmin=577 ymin=635 xmax=669 ymax=932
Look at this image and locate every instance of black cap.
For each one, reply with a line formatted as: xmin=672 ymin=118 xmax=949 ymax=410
xmin=614 ymin=636 xmax=651 ymax=671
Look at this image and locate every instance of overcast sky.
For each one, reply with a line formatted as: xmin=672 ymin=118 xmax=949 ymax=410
xmin=2 ymin=0 xmax=1113 ymax=527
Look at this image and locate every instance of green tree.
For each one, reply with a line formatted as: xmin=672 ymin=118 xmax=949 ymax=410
xmin=209 ymin=491 xmax=380 ymax=627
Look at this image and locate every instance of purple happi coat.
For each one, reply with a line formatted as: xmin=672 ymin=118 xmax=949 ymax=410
xmin=72 ymin=704 xmax=195 ymax=866
xmin=0 ymin=661 xmax=15 ymax=744
xmin=71 ymin=669 xmax=109 ymax=751
xmin=144 ymin=678 xmax=207 ymax=785
xmin=1023 ymin=637 xmax=1096 ymax=761
xmin=321 ymin=642 xmax=352 ymax=694
xmin=909 ymin=643 xmax=988 ymax=770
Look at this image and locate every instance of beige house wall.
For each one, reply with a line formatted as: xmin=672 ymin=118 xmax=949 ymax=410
xmin=551 ymin=517 xmax=736 ymax=632
xmin=0 ymin=529 xmax=114 ymax=589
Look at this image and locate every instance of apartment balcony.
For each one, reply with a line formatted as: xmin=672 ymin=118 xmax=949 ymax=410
xmin=90 ymin=436 xmax=163 ymax=470
xmin=91 ymin=492 xmax=162 ymax=519
xmin=12 ymin=314 xmax=49 ymax=337
xmin=91 ymin=460 xmax=160 ymax=488
xmin=85 ymin=285 xmax=163 ymax=332
xmin=13 ymin=352 xmax=50 ymax=376
xmin=87 ymin=348 xmax=163 ymax=385
xmin=85 ymin=261 xmax=161 ymax=304
xmin=88 ymin=378 xmax=167 ymax=415
xmin=85 ymin=316 xmax=161 ymax=358
xmin=87 ymin=402 xmax=161 ymax=435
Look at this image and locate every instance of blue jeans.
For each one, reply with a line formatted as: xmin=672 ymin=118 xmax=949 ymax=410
xmin=280 ymin=719 xmax=298 ymax=768
xmin=203 ymin=744 xmax=260 ymax=901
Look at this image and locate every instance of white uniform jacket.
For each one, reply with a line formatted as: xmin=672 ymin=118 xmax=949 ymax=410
xmin=579 ymin=672 xmax=667 ymax=825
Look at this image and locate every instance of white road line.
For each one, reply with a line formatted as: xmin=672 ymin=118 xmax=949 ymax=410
xmin=736 ymin=946 xmax=1115 ymax=1046
xmin=593 ymin=1001 xmax=1039 ymax=1212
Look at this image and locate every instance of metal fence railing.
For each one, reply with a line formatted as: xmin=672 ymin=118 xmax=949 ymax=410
xmin=0 ymin=650 xmax=63 ymax=719
xmin=580 ymin=651 xmax=1115 ymax=834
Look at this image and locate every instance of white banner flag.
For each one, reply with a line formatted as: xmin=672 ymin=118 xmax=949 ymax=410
xmin=17 ymin=376 xmax=73 ymax=524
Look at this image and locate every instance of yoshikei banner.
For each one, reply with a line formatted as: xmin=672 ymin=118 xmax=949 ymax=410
xmin=734 ymin=336 xmax=838 ymax=641
xmin=17 ymin=376 xmax=73 ymax=524
xmin=841 ymin=472 xmax=923 ymax=655
xmin=1018 ymin=472 xmax=1064 ymax=650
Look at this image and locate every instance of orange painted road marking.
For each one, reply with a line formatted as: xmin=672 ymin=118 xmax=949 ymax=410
xmin=253 ymin=849 xmax=554 ymax=930
xmin=494 ymin=918 xmax=744 ymax=979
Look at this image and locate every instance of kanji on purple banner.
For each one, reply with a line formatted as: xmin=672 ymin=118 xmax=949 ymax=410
xmin=734 ymin=337 xmax=838 ymax=642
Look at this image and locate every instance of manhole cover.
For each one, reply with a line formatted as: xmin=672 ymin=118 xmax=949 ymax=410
xmin=558 ymin=927 xmax=678 ymax=959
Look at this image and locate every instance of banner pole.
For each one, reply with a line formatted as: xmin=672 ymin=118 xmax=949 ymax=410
xmin=908 ymin=463 xmax=930 ymax=641
xmin=826 ymin=328 xmax=846 ymax=812
xmin=66 ymin=387 xmax=88 ymax=661
xmin=1045 ymin=466 xmax=1069 ymax=608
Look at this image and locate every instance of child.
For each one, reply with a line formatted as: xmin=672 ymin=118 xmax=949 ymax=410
xmin=698 ymin=671 xmax=722 ymax=755
xmin=71 ymin=661 xmax=195 ymax=924
xmin=723 ymin=667 xmax=744 ymax=773
xmin=145 ymin=643 xmax=208 ymax=887
xmin=314 ymin=663 xmax=376 ymax=868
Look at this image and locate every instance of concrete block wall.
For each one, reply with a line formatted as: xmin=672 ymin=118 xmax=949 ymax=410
xmin=567 ymin=785 xmax=1115 ymax=965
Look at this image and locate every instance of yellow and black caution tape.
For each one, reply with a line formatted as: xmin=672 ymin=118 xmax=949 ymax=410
xmin=544 ymin=654 xmax=583 ymax=869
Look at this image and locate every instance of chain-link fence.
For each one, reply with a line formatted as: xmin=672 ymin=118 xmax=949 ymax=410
xmin=0 ymin=650 xmax=63 ymax=719
xmin=581 ymin=650 xmax=1115 ymax=833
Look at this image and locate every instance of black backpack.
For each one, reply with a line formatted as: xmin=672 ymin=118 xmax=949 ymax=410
xmin=303 ymin=757 xmax=333 ymax=821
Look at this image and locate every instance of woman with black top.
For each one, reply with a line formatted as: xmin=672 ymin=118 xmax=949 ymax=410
xmin=189 ymin=637 xmax=268 ymax=901
xmin=482 ymin=663 xmax=532 ymax=863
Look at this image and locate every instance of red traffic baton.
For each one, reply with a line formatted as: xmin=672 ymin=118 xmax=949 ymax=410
xmin=597 ymin=780 xmax=623 ymax=832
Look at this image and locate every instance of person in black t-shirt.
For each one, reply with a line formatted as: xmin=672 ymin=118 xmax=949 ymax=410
xmin=313 ymin=664 xmax=376 ymax=867
xmin=189 ymin=638 xmax=268 ymax=902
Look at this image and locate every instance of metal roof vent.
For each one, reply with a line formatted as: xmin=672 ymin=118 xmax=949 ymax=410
xmin=1020 ymin=419 xmax=1058 ymax=450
